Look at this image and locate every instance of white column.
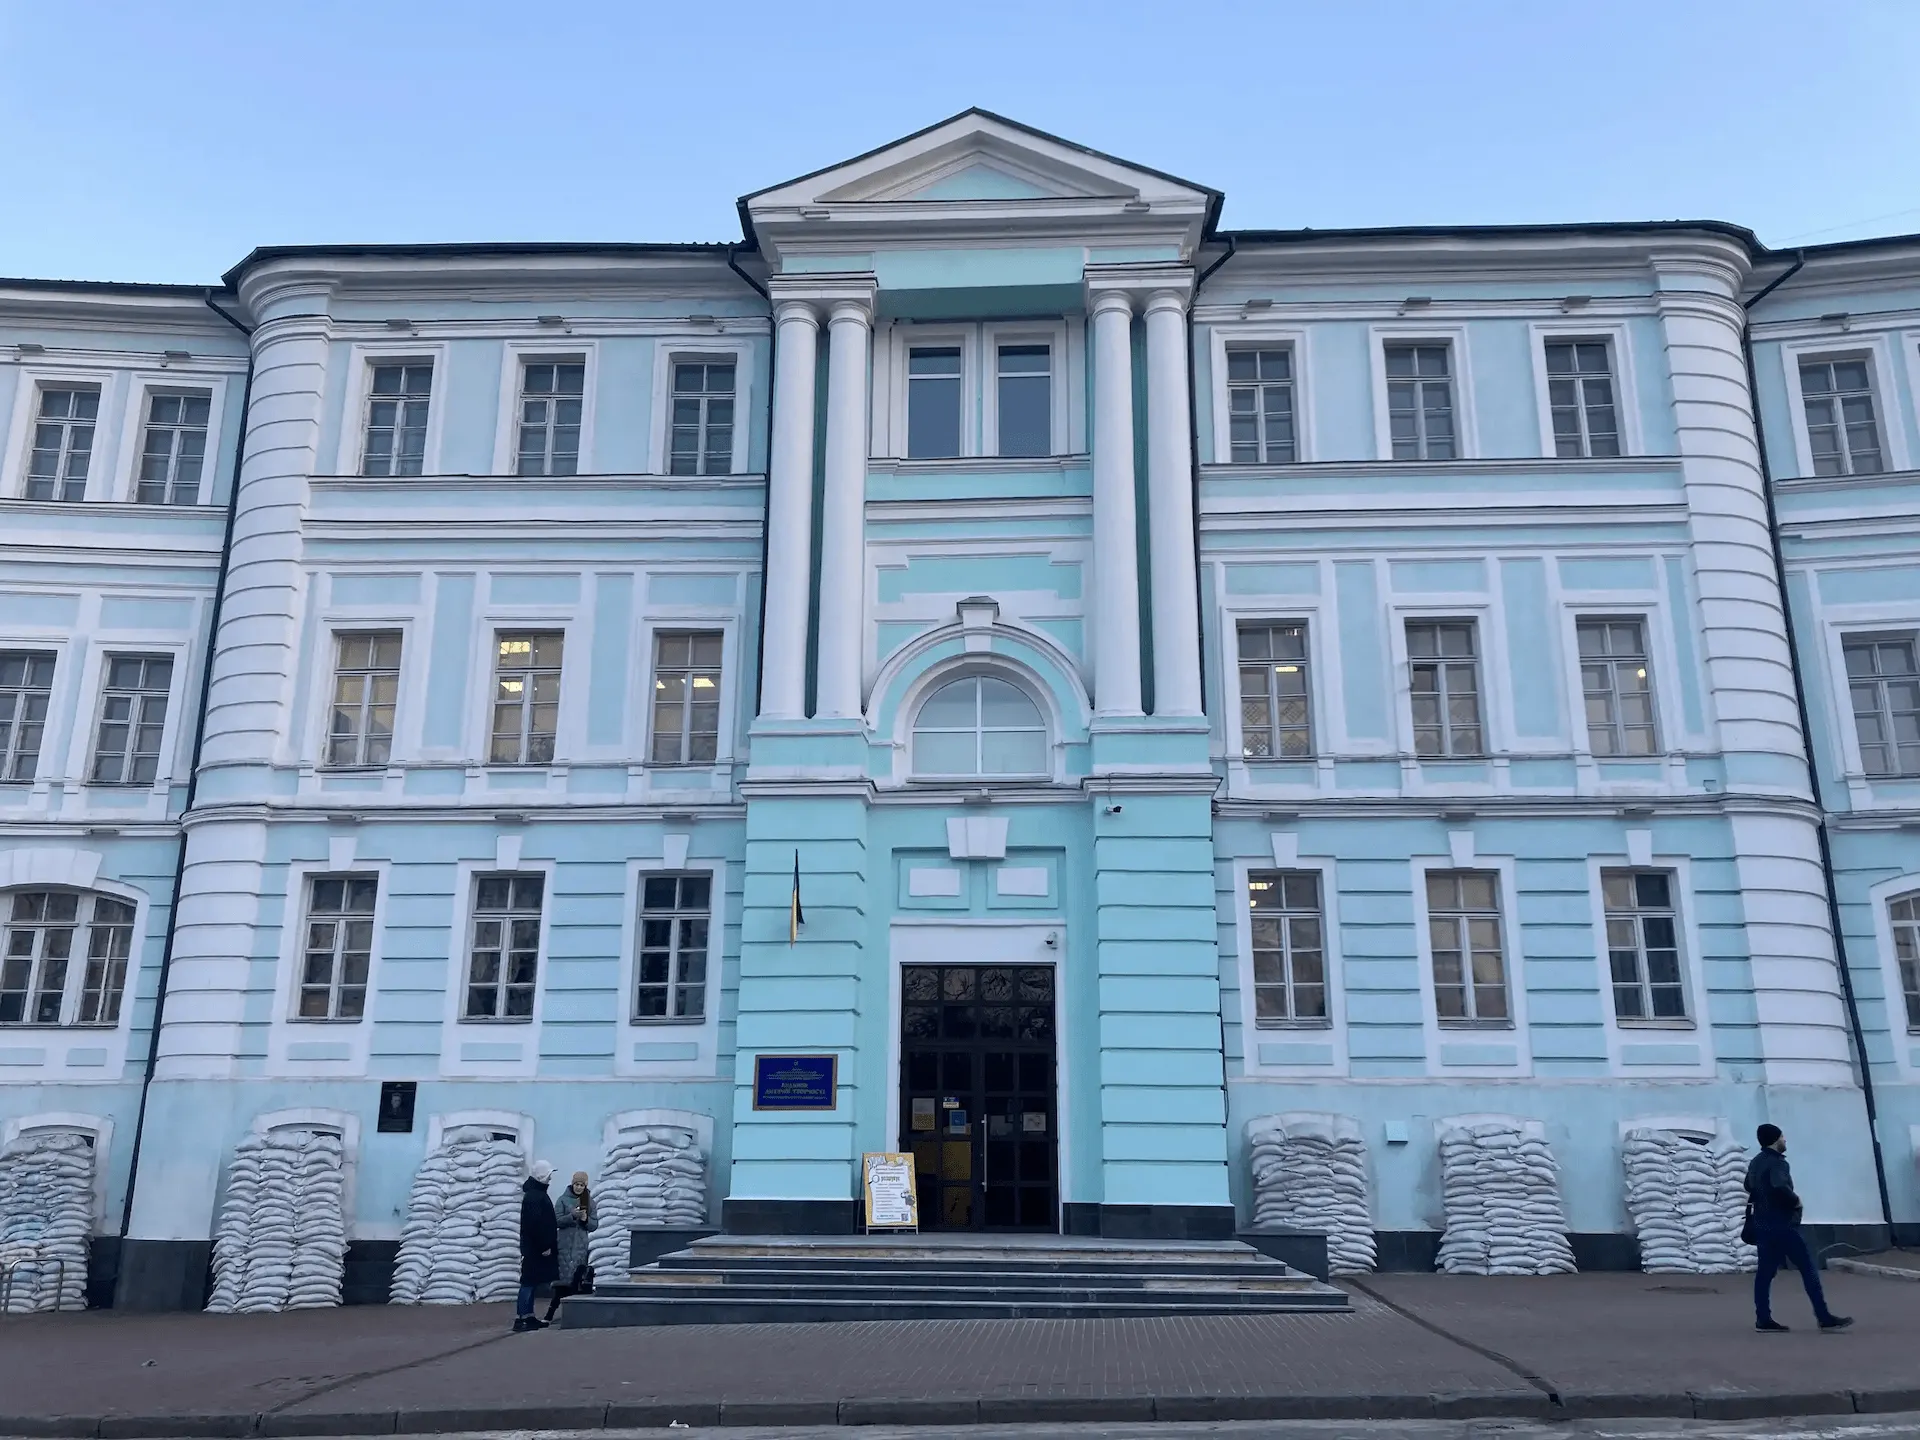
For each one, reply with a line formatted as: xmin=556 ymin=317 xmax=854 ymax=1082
xmin=759 ymin=300 xmax=820 ymax=720
xmin=815 ymin=298 xmax=872 ymax=720
xmin=1144 ymin=289 xmax=1202 ymax=717
xmin=1090 ymin=291 xmax=1142 ymax=717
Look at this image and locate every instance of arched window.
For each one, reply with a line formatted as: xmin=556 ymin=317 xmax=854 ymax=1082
xmin=0 ymin=890 xmax=135 ymax=1027
xmin=1890 ymin=891 xmax=1920 ymax=1031
xmin=912 ymin=675 xmax=1048 ymax=777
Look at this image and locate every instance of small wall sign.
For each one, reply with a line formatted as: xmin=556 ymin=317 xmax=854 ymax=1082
xmin=752 ymin=1054 xmax=839 ymax=1111
xmin=377 ymin=1081 xmax=417 ymax=1133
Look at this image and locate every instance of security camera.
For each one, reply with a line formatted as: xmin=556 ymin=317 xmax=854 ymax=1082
xmin=1044 ymin=932 xmax=1059 ymax=949
xmin=1104 ymin=803 xmax=1123 ymax=815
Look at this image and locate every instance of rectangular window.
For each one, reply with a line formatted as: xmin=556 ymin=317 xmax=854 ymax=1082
xmin=90 ymin=654 xmax=172 ymax=785
xmin=1545 ymin=341 xmax=1620 ymax=458
xmin=1237 ymin=622 xmax=1312 ymax=757
xmin=1844 ymin=633 xmax=1920 ymax=777
xmin=136 ymin=392 xmax=211 ymax=504
xmin=1578 ymin=618 xmax=1658 ymax=755
xmin=1888 ymin=892 xmax=1920 ymax=1031
xmin=907 ymin=346 xmax=963 ymax=459
xmin=1801 ymin=358 xmax=1884 ymax=477
xmin=297 ymin=874 xmax=377 ymax=1021
xmin=489 ymin=631 xmax=562 ymax=765
xmin=996 ymin=344 xmax=1051 ymax=457
xmin=1602 ymin=869 xmax=1686 ymax=1022
xmin=1407 ymin=620 xmax=1483 ymax=757
xmin=325 ymin=632 xmax=402 ymax=768
xmin=26 ymin=386 xmax=99 ymax=500
xmin=0 ymin=891 xmax=133 ymax=1027
xmin=361 ymin=363 xmax=432 ymax=477
xmin=1227 ymin=347 xmax=1297 ymax=463
xmin=1385 ymin=344 xmax=1455 ymax=460
xmin=636 ymin=873 xmax=710 ymax=1020
xmin=516 ymin=361 xmax=584 ymax=476
xmin=648 ymin=630 xmax=722 ymax=765
xmin=1248 ymin=870 xmax=1327 ymax=1025
xmin=0 ymin=651 xmax=55 ymax=782
xmin=668 ymin=362 xmax=734 ymax=476
xmin=464 ymin=873 xmax=542 ymax=1020
xmin=1426 ymin=869 xmax=1508 ymax=1024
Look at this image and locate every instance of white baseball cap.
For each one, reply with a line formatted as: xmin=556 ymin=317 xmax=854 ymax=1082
xmin=529 ymin=1159 xmax=554 ymax=1182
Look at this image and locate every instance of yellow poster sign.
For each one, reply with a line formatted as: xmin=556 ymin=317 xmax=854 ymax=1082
xmin=861 ymin=1151 xmax=919 ymax=1230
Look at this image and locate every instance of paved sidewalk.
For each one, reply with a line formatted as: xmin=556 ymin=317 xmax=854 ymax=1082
xmin=2 ymin=1271 xmax=1917 ymax=1434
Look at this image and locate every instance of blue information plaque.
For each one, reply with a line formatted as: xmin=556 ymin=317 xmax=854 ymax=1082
xmin=752 ymin=1054 xmax=838 ymax=1111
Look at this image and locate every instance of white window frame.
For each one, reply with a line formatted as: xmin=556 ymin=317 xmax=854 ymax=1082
xmin=1583 ymin=851 xmax=1713 ymax=1076
xmin=266 ymin=856 xmax=391 ymax=1076
xmin=1234 ymin=617 xmax=1316 ymax=760
xmin=1369 ymin=324 xmax=1477 ymax=462
xmin=0 ymin=646 xmax=58 ymax=783
xmin=3 ymin=365 xmax=122 ymax=502
xmin=83 ymin=649 xmax=179 ymax=788
xmin=881 ymin=323 xmax=979 ymax=461
xmin=319 ymin=628 xmax=405 ymax=770
xmin=437 ymin=855 xmax=554 ymax=1079
xmin=1779 ymin=334 xmax=1911 ymax=480
xmin=331 ymin=342 xmax=450 ymax=477
xmin=483 ymin=626 xmax=567 ymax=768
xmin=646 ymin=339 xmax=754 ymax=476
xmin=615 ymin=857 xmax=725 ymax=1078
xmin=112 ymin=371 xmax=232 ymax=505
xmin=883 ymin=655 xmax=1069 ymax=789
xmin=628 ymin=608 xmax=742 ymax=777
xmin=908 ymin=670 xmax=1052 ymax=781
xmin=1527 ymin=321 xmax=1642 ymax=460
xmin=1820 ymin=613 xmax=1920 ymax=800
xmin=644 ymin=627 xmax=726 ymax=767
xmin=0 ymin=887 xmax=139 ymax=1029
xmin=1409 ymin=850 xmax=1532 ymax=1076
xmin=459 ymin=870 xmax=548 ymax=1023
xmin=289 ymin=871 xmax=381 ymax=1023
xmin=1837 ymin=628 xmax=1920 ymax=780
xmin=1400 ymin=614 xmax=1489 ymax=759
xmin=0 ymin=855 xmax=146 ymax=1077
xmin=1208 ymin=324 xmax=1314 ymax=465
xmin=1868 ymin=871 xmax=1920 ymax=1078
xmin=491 ymin=341 xmax=598 ymax=477
xmin=1230 ymin=850 xmax=1347 ymax=1076
xmin=1573 ymin=613 xmax=1662 ymax=758
xmin=979 ymin=320 xmax=1073 ymax=460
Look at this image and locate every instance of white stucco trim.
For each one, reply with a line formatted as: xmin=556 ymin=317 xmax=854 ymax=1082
xmin=263 ymin=858 xmax=393 ymax=1077
xmin=1777 ymin=333 xmax=1913 ymax=480
xmin=1206 ymin=322 xmax=1316 ymax=465
xmin=468 ymin=603 xmax=581 ymax=774
xmin=1550 ymin=594 xmax=1687 ymax=793
xmin=489 ymin=339 xmax=601 ymax=477
xmin=1864 ymin=871 xmax=1920 ymax=1081
xmin=1385 ymin=597 xmax=1505 ymax=774
xmin=428 ymin=1108 xmax=535 ymax=1160
xmin=108 ymin=368 xmax=233 ymax=505
xmin=248 ymin=1106 xmax=362 ymax=1232
xmin=614 ymin=855 xmax=726 ymax=1079
xmin=646 ymin=337 xmax=755 ymax=476
xmin=1 ymin=362 xmax=128 ymax=501
xmin=1524 ymin=320 xmax=1645 ymax=460
xmin=1367 ymin=323 xmax=1479 ymax=462
xmin=878 ymin=321 xmax=980 ymax=459
xmin=978 ymin=319 xmax=1073 ymax=460
xmin=631 ymin=606 xmax=743 ymax=777
xmin=2 ymin=1112 xmax=115 ymax=1228
xmin=884 ymin=921 xmax=1073 ymax=1205
xmin=301 ymin=612 xmax=420 ymax=771
xmin=0 ymin=858 xmax=148 ymax=1079
xmin=1581 ymin=852 xmax=1715 ymax=1077
xmin=1408 ymin=850 xmax=1534 ymax=1077
xmin=1229 ymin=852 xmax=1349 ymax=1077
xmin=328 ymin=341 xmax=451 ymax=478
xmin=436 ymin=857 xmax=558 ymax=1079
xmin=53 ymin=631 xmax=194 ymax=803
xmin=1815 ymin=608 xmax=1920 ymax=808
xmin=1217 ymin=594 xmax=1337 ymax=792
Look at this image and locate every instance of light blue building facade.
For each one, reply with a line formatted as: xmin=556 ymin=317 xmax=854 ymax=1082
xmin=2 ymin=113 xmax=1915 ymax=1306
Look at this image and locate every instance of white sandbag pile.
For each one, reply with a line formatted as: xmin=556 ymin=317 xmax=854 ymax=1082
xmin=1436 ymin=1117 xmax=1576 ymax=1275
xmin=1622 ymin=1127 xmax=1754 ymax=1274
xmin=389 ymin=1131 xmax=522 ymax=1305
xmin=588 ymin=1126 xmax=708 ymax=1274
xmin=205 ymin=1128 xmax=348 ymax=1313
xmin=0 ymin=1131 xmax=94 ymax=1312
xmin=1246 ymin=1112 xmax=1376 ymax=1274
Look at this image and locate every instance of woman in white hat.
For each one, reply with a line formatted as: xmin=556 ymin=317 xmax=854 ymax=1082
xmin=514 ymin=1159 xmax=557 ymax=1332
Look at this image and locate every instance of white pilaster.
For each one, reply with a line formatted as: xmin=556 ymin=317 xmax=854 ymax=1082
xmin=759 ymin=299 xmax=820 ymax=720
xmin=1144 ymin=287 xmax=1202 ymax=717
xmin=816 ymin=296 xmax=873 ymax=720
xmin=1089 ymin=290 xmax=1142 ymax=717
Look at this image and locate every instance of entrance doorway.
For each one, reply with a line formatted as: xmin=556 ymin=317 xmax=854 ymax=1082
xmin=899 ymin=963 xmax=1057 ymax=1231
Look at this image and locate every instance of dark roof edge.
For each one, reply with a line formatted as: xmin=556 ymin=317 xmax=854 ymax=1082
xmin=1780 ymin=230 xmax=1920 ymax=260
xmin=1217 ymin=219 xmax=1763 ymax=250
xmin=0 ymin=276 xmax=219 ymax=298
xmin=221 ymin=240 xmax=745 ymax=289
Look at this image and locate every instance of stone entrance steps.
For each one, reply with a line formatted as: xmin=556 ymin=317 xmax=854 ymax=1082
xmin=558 ymin=1233 xmax=1349 ymax=1327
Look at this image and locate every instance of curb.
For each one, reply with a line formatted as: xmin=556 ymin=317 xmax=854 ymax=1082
xmin=1830 ymin=1257 xmax=1920 ymax=1283
xmin=5 ymin=1389 xmax=1917 ymax=1435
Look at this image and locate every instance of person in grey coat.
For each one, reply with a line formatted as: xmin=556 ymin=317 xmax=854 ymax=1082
xmin=543 ymin=1170 xmax=598 ymax=1323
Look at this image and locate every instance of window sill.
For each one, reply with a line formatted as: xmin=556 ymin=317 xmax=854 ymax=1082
xmin=287 ymin=1017 xmax=367 ymax=1026
xmin=1437 ymin=1020 xmax=1516 ymax=1031
xmin=1253 ymin=1020 xmax=1333 ymax=1031
xmin=629 ymin=1016 xmax=705 ymax=1027
xmin=317 ymin=765 xmax=387 ymax=775
xmin=457 ymin=1017 xmax=535 ymax=1026
xmin=1616 ymin=1018 xmax=1696 ymax=1030
xmin=0 ymin=1022 xmax=115 ymax=1032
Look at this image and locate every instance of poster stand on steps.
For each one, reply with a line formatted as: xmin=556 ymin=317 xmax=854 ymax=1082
xmin=861 ymin=1152 xmax=918 ymax=1233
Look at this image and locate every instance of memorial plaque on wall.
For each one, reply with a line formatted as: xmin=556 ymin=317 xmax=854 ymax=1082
xmin=377 ymin=1080 xmax=418 ymax=1133
xmin=752 ymin=1054 xmax=838 ymax=1110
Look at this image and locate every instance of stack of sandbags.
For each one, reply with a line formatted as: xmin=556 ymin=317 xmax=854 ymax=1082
xmin=1622 ymin=1127 xmax=1754 ymax=1274
xmin=588 ymin=1127 xmax=707 ymax=1274
xmin=0 ymin=1131 xmax=94 ymax=1312
xmin=389 ymin=1132 xmax=523 ymax=1305
xmin=1436 ymin=1117 xmax=1576 ymax=1275
xmin=206 ymin=1129 xmax=348 ymax=1313
xmin=1246 ymin=1112 xmax=1376 ymax=1274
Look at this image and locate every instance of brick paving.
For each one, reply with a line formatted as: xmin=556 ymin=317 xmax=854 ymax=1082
xmin=1 ymin=1271 xmax=1917 ymax=1432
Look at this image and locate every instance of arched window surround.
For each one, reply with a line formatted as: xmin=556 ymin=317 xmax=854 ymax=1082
xmin=910 ymin=670 xmax=1050 ymax=779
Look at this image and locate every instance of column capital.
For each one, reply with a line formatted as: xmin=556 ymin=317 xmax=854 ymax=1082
xmin=772 ymin=297 xmax=822 ymax=328
xmin=1143 ymin=288 xmax=1192 ymax=317
xmin=826 ymin=296 xmax=873 ymax=328
xmin=1084 ymin=262 xmax=1194 ymax=313
xmin=767 ymin=271 xmax=878 ymax=314
xmin=1088 ymin=288 xmax=1135 ymax=321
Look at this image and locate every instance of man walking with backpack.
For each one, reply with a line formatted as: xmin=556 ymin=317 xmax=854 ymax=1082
xmin=1746 ymin=1123 xmax=1852 ymax=1333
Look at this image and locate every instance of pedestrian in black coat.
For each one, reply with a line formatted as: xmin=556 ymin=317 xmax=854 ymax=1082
xmin=513 ymin=1159 xmax=558 ymax=1332
xmin=1745 ymin=1124 xmax=1852 ymax=1333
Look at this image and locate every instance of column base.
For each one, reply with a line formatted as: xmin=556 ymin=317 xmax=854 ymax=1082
xmin=721 ymin=1198 xmax=860 ymax=1235
xmin=1061 ymin=1203 xmax=1236 ymax=1241
xmin=113 ymin=1238 xmax=210 ymax=1311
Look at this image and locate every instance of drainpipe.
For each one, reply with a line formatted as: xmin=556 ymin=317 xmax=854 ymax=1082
xmin=726 ymin=245 xmax=775 ymax=718
xmin=117 ymin=293 xmax=255 ymax=1247
xmin=1740 ymin=251 xmax=1896 ymax=1232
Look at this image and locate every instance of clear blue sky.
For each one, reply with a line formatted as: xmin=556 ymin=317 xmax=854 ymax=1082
xmin=3 ymin=0 xmax=1916 ymax=285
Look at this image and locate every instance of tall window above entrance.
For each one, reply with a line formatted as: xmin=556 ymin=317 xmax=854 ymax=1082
xmin=908 ymin=347 xmax=963 ymax=458
xmin=912 ymin=675 xmax=1047 ymax=777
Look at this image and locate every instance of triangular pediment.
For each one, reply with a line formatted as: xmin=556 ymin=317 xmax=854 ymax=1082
xmin=741 ymin=109 xmax=1217 ymax=230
